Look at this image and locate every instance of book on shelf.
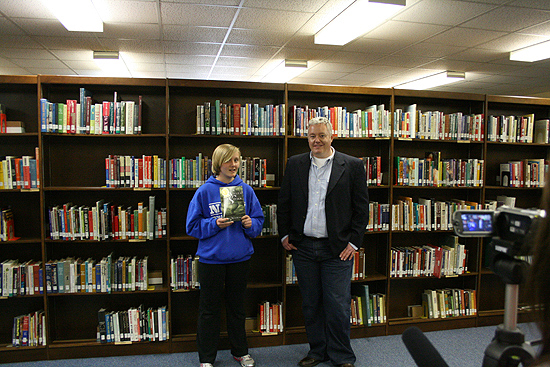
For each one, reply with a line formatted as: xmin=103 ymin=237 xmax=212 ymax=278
xmin=40 ymin=90 xmax=142 ymax=134
xmin=534 ymin=119 xmax=549 ymax=144
xmin=1 ymin=207 xmax=17 ymax=241
xmin=258 ymin=301 xmax=283 ymax=334
xmin=220 ymin=186 xmax=245 ymax=221
xmin=48 ymin=198 xmax=166 ymax=241
xmin=196 ymin=101 xmax=285 ymax=136
xmin=291 ymin=104 xmax=390 ymax=138
xmin=12 ymin=310 xmax=46 ymax=347
xmin=97 ymin=305 xmax=168 ymax=343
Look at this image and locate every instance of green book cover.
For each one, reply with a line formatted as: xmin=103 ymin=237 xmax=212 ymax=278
xmin=220 ymin=186 xmax=245 ymax=221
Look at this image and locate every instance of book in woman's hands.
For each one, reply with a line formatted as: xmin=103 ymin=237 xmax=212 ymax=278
xmin=220 ymin=186 xmax=245 ymax=221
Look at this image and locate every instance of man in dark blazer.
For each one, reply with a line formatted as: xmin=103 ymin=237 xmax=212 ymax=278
xmin=278 ymin=117 xmax=369 ymax=367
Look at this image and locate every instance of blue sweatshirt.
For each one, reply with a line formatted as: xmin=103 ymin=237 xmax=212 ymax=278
xmin=186 ymin=175 xmax=264 ymax=264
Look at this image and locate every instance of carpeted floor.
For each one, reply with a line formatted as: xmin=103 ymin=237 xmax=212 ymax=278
xmin=2 ymin=323 xmax=541 ymax=367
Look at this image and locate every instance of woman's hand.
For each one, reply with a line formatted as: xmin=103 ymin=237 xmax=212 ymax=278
xmin=216 ymin=217 xmax=234 ymax=228
xmin=241 ymin=215 xmax=252 ymax=229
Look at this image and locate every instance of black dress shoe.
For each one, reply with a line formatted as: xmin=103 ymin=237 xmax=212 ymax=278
xmin=298 ymin=356 xmax=329 ymax=367
xmin=337 ymin=364 xmax=355 ymax=367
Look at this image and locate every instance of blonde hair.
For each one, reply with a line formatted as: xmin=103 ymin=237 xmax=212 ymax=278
xmin=211 ymin=144 xmax=240 ymax=176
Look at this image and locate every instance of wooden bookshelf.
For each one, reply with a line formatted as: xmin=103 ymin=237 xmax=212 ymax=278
xmin=0 ymin=75 xmax=548 ymax=362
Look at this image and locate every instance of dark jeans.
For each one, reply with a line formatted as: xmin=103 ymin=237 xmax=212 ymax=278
xmin=292 ymin=237 xmax=356 ymax=365
xmin=197 ymin=260 xmax=250 ymax=364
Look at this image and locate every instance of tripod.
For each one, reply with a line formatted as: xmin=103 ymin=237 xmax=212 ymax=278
xmin=482 ymin=240 xmax=537 ymax=367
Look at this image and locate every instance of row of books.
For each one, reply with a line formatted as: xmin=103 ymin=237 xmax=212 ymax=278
xmin=1 ymin=207 xmax=16 ymax=241
xmin=12 ymin=310 xmax=46 ymax=347
xmin=196 ymin=101 xmax=286 ymax=136
xmin=261 ymin=204 xmax=278 ymax=236
xmin=487 ymin=114 xmax=547 ymax=143
xmin=97 ymin=305 xmax=168 ymax=343
xmin=258 ymin=300 xmax=283 ymax=334
xmin=351 ymin=284 xmax=386 ymax=326
xmin=290 ymin=104 xmax=391 ymax=138
xmin=1 ymin=151 xmax=41 ymax=190
xmin=499 ymin=159 xmax=547 ymax=188
xmin=170 ymin=255 xmax=200 ymax=291
xmin=394 ymin=154 xmax=484 ymax=187
xmin=45 ymin=255 xmax=150 ymax=294
xmin=168 ymin=155 xmax=268 ymax=188
xmin=422 ymin=288 xmax=477 ymax=319
xmin=394 ymin=105 xmax=484 ymax=141
xmin=361 ymin=156 xmax=383 ymax=186
xmin=1 ymin=260 xmax=43 ymax=297
xmin=48 ymin=197 xmax=166 ymax=241
xmin=390 ymin=237 xmax=468 ymax=278
xmin=106 ymin=155 xmax=167 ymax=188
xmin=40 ymin=89 xmax=143 ymax=134
xmin=286 ymin=248 xmax=368 ymax=284
xmin=367 ymin=202 xmax=390 ymax=232
xmin=391 ymin=197 xmax=483 ymax=232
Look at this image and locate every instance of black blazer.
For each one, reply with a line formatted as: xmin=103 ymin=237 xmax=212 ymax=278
xmin=277 ymin=150 xmax=369 ymax=256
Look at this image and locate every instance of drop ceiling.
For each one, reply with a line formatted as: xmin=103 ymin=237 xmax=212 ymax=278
xmin=1 ymin=0 xmax=550 ymax=97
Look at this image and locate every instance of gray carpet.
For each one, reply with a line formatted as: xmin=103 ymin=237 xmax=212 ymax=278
xmin=2 ymin=323 xmax=541 ymax=367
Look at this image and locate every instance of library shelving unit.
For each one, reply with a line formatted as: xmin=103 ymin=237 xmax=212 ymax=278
xmin=166 ymin=79 xmax=286 ymax=350
xmin=39 ymin=76 xmax=169 ymax=360
xmin=0 ymin=75 xmax=549 ymax=363
xmin=284 ymin=83 xmax=393 ymax=343
xmin=0 ymin=75 xmax=45 ymax=363
xmin=387 ymin=89 xmax=486 ymax=335
xmin=477 ymin=94 xmax=550 ymax=327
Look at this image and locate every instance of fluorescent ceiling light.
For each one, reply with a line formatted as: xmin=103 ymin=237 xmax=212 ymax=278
xmin=42 ymin=0 xmax=103 ymax=32
xmin=315 ymin=0 xmax=406 ymax=46
xmin=263 ymin=59 xmax=308 ymax=83
xmin=93 ymin=51 xmax=131 ymax=77
xmin=510 ymin=40 xmax=550 ymax=62
xmin=93 ymin=51 xmax=119 ymax=60
xmin=395 ymin=71 xmax=465 ymax=90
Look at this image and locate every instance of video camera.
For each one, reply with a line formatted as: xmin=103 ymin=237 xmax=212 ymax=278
xmin=452 ymin=206 xmax=545 ymax=259
xmin=404 ymin=205 xmax=546 ymax=366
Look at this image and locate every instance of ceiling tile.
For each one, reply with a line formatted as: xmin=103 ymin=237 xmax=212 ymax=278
xmin=164 ymin=54 xmax=216 ymax=65
xmin=241 ymin=0 xmax=327 ymax=12
xmin=97 ymin=0 xmax=159 ymax=23
xmin=233 ymin=8 xmax=314 ymax=32
xmin=0 ymin=0 xmax=55 ymax=19
xmin=163 ymin=25 xmax=228 ymax=43
xmin=163 ymin=41 xmax=221 ymax=55
xmin=100 ymin=23 xmax=162 ymax=40
xmin=365 ymin=20 xmax=449 ymax=43
xmin=425 ymin=27 xmax=507 ymax=47
xmin=394 ymin=0 xmax=498 ymax=26
xmin=98 ymin=39 xmax=164 ymax=53
xmin=393 ymin=42 xmax=468 ymax=58
xmin=220 ymin=44 xmax=279 ymax=58
xmin=161 ymin=3 xmax=237 ymax=27
xmin=226 ymin=28 xmax=295 ymax=47
xmin=31 ymin=36 xmax=105 ymax=51
xmin=460 ymin=5 xmax=550 ymax=32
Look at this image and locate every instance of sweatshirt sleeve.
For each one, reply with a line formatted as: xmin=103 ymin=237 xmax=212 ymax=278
xmin=186 ymin=190 xmax=221 ymax=240
xmin=243 ymin=186 xmax=264 ymax=238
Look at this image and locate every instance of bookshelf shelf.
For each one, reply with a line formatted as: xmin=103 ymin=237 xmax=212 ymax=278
xmin=0 ymin=74 xmax=548 ymax=363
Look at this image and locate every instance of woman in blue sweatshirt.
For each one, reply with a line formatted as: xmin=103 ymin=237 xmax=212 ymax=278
xmin=186 ymin=144 xmax=264 ymax=367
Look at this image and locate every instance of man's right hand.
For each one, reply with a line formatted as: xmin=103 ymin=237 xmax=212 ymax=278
xmin=282 ymin=236 xmax=297 ymax=251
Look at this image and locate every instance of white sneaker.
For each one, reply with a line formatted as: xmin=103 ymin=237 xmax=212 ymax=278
xmin=234 ymin=354 xmax=255 ymax=367
xmin=200 ymin=363 xmax=214 ymax=367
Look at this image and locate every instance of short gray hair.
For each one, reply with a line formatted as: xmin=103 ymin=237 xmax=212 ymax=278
xmin=308 ymin=116 xmax=332 ymax=134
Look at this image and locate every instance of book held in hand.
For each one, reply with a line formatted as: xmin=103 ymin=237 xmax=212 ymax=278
xmin=220 ymin=186 xmax=245 ymax=221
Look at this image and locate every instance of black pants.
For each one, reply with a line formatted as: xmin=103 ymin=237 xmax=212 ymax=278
xmin=197 ymin=260 xmax=250 ymax=363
